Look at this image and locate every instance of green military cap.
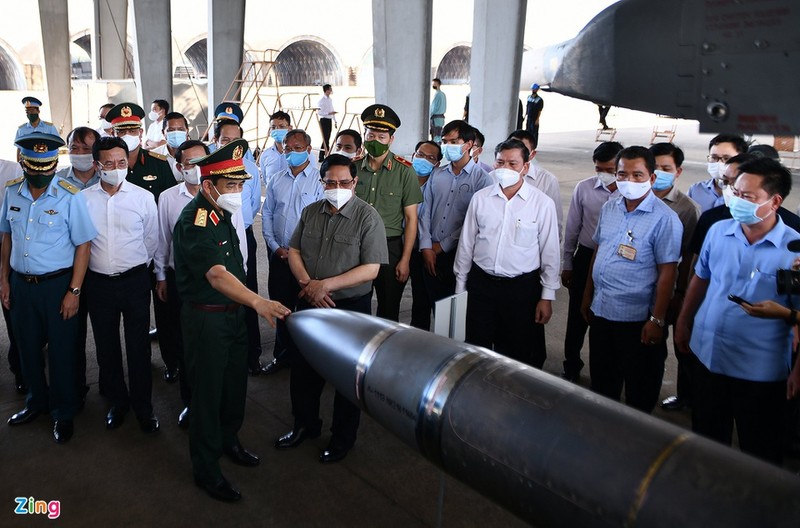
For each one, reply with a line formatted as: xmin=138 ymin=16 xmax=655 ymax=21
xmin=15 ymin=132 xmax=65 ymax=172
xmin=361 ymin=104 xmax=401 ymax=132
xmin=106 ymin=102 xmax=145 ymax=130
xmin=192 ymin=138 xmax=251 ymax=180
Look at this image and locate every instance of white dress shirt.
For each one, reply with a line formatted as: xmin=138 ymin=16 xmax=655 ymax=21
xmin=82 ymin=180 xmax=159 ymax=275
xmin=317 ymin=94 xmax=336 ymax=121
xmin=454 ymin=181 xmax=561 ymax=300
xmin=154 ymin=183 xmax=248 ymax=281
xmin=146 ymin=120 xmax=164 ymax=145
xmin=525 ymin=163 xmax=563 ymax=236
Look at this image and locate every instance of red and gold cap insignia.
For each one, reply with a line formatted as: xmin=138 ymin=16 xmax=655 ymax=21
xmin=232 ymin=145 xmax=243 ymax=161
xmin=120 ymin=106 xmax=132 ymax=118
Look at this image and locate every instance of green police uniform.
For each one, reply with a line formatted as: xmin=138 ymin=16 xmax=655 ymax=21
xmin=172 ymin=139 xmax=250 ymax=486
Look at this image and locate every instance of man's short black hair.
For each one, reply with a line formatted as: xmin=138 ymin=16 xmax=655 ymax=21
xmin=727 ymin=153 xmax=755 ymax=167
xmin=442 ymin=120 xmax=476 ymax=143
xmin=748 ymin=144 xmax=781 ymax=160
xmin=270 ymin=111 xmax=291 ymax=126
xmin=473 ymin=128 xmax=485 ymax=148
xmin=67 ymin=126 xmax=100 ymax=148
xmin=593 ymin=141 xmax=624 ymax=163
xmin=99 ymin=103 xmax=115 ymax=112
xmin=649 ymin=142 xmax=685 ymax=167
xmin=494 ymin=138 xmax=529 ymax=163
xmin=214 ymin=121 xmax=243 ymax=143
xmin=432 ymin=78 xmax=442 ymax=84
xmin=175 ymin=140 xmax=210 ymax=164
xmin=285 ymin=129 xmax=312 ymax=146
xmin=415 ymin=140 xmax=443 ymax=161
xmin=737 ymin=157 xmax=792 ymax=199
xmin=709 ymin=133 xmax=748 ymax=154
xmin=152 ymin=99 xmax=170 ymax=113
xmin=320 ymin=153 xmax=356 ymax=179
xmin=322 ymin=84 xmax=332 ymax=92
xmin=162 ymin=112 xmax=189 ymax=132
xmin=507 ymin=130 xmax=536 ymax=150
xmin=335 ymin=129 xmax=362 ymax=149
xmin=92 ymin=136 xmax=128 ymax=161
xmin=616 ymin=146 xmax=655 ymax=174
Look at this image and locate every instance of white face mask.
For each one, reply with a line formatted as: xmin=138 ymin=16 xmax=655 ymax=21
xmin=722 ymin=184 xmax=735 ymax=207
xmin=148 ymin=110 xmax=160 ymax=121
xmin=212 ymin=185 xmax=242 ymax=215
xmin=325 ymin=188 xmax=353 ymax=209
xmin=120 ymin=134 xmax=140 ymax=151
xmin=98 ymin=119 xmax=111 ymax=131
xmin=616 ymin=180 xmax=651 ymax=201
xmin=706 ymin=161 xmax=725 ymax=179
xmin=334 ymin=149 xmax=356 ymax=159
xmin=598 ymin=172 xmax=617 ymax=188
xmin=100 ymin=168 xmax=127 ymax=187
xmin=70 ymin=153 xmax=95 ymax=172
xmin=492 ymin=168 xmax=521 ymax=189
xmin=182 ymin=166 xmax=201 ymax=185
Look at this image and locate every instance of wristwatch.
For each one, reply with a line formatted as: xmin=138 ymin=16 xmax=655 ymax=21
xmin=68 ymin=287 xmax=81 ymax=296
xmin=648 ymin=315 xmax=665 ymax=328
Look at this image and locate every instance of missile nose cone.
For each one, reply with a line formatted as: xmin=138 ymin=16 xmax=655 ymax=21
xmin=286 ymin=309 xmax=401 ymax=406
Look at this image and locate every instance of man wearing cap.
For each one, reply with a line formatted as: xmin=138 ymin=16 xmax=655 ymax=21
xmin=355 ymin=104 xmax=423 ymax=322
xmin=525 ymin=84 xmax=544 ymax=149
xmin=15 ymin=97 xmax=59 ymax=140
xmin=208 ymin=102 xmax=256 ymax=165
xmin=172 ymin=138 xmax=290 ymax=502
xmin=0 ymin=133 xmax=97 ymax=444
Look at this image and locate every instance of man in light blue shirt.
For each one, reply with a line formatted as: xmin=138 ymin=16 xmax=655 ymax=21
xmin=262 ymin=129 xmax=323 ymax=374
xmin=676 ymin=157 xmax=798 ymax=465
xmin=15 ymin=97 xmax=59 ymax=141
xmin=582 ymin=146 xmax=682 ymax=414
xmin=429 ymin=78 xmax=447 ymax=143
xmin=687 ymin=134 xmax=748 ymax=213
xmin=259 ymin=111 xmax=291 ymax=187
xmin=419 ymin=120 xmax=492 ymax=304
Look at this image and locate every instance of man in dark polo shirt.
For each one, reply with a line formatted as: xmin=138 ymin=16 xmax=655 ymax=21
xmin=354 ymin=104 xmax=423 ymax=322
xmin=173 ymin=139 xmax=290 ymax=502
xmin=275 ymin=154 xmax=388 ymax=463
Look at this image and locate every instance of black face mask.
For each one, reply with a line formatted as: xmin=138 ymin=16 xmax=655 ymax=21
xmin=25 ymin=172 xmax=54 ymax=189
xmin=27 ymin=113 xmax=38 ymax=124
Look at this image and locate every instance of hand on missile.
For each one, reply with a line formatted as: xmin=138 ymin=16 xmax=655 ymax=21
xmin=254 ymin=297 xmax=291 ymax=328
xmin=298 ymin=279 xmax=336 ymax=308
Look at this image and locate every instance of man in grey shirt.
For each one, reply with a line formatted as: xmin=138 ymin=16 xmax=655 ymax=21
xmin=274 ymin=154 xmax=388 ymax=464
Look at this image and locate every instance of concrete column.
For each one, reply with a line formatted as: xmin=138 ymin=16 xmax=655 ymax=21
xmin=38 ymin=0 xmax=72 ymax=136
xmin=372 ymin=0 xmax=432 ymax=155
xmin=131 ymin=0 xmax=173 ymax=108
xmin=208 ymin=0 xmax=245 ymax=116
xmin=93 ymin=0 xmax=128 ymax=79
xmin=469 ymin=0 xmax=528 ymax=157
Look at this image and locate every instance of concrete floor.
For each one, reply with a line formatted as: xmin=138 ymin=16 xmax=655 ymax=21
xmin=1 ymin=124 xmax=798 ymax=527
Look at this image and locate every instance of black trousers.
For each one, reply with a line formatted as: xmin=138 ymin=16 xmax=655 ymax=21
xmin=244 ymin=226 xmax=263 ymax=367
xmin=465 ymin=265 xmax=546 ymax=368
xmin=288 ymin=294 xmax=370 ymax=449
xmin=4 ymin=303 xmax=19 ymax=376
xmin=422 ymin=249 xmax=457 ymax=307
xmin=152 ymin=263 xmax=176 ymax=371
xmin=267 ymin=252 xmax=300 ymax=362
xmin=408 ymin=247 xmax=431 ymax=330
xmin=86 ymin=267 xmax=153 ymax=416
xmin=690 ymin=352 xmax=785 ymax=465
xmin=588 ymin=316 xmax=667 ymax=413
xmin=319 ymin=118 xmax=333 ymax=161
xmin=374 ymin=236 xmax=406 ymax=322
xmin=164 ymin=268 xmax=190 ymax=406
xmin=562 ymin=245 xmax=592 ymax=376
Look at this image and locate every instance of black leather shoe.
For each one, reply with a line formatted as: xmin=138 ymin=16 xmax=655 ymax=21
xmin=8 ymin=407 xmax=41 ymax=426
xmin=53 ymin=420 xmax=74 ymax=444
xmin=149 ymin=327 xmax=158 ymax=341
xmin=660 ymin=395 xmax=687 ymax=411
xmin=138 ymin=413 xmax=160 ymax=433
xmin=260 ymin=359 xmax=285 ymax=375
xmin=14 ymin=374 xmax=27 ymax=395
xmin=224 ymin=442 xmax=260 ymax=466
xmin=247 ymin=362 xmax=262 ymax=376
xmin=163 ymin=367 xmax=179 ymax=383
xmin=561 ymin=370 xmax=580 ymax=383
xmin=178 ymin=407 xmax=190 ymax=429
xmin=105 ymin=407 xmax=128 ymax=430
xmin=320 ymin=444 xmax=350 ymax=464
xmin=194 ymin=476 xmax=241 ymax=502
xmin=274 ymin=426 xmax=321 ymax=449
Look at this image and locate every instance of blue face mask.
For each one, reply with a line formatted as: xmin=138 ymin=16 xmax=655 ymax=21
xmin=412 ymin=157 xmax=435 ymax=176
xmin=271 ymin=129 xmax=289 ymax=143
xmin=652 ymin=170 xmax=675 ymax=191
xmin=442 ymin=144 xmax=465 ymax=163
xmin=166 ymin=130 xmax=188 ymax=149
xmin=728 ymin=195 xmax=773 ymax=225
xmin=285 ymin=150 xmax=309 ymax=167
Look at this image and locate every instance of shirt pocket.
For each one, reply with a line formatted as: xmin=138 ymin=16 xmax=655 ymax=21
xmin=333 ymin=234 xmax=358 ymax=247
xmin=300 ymin=192 xmax=317 ymax=208
xmin=513 ymin=219 xmax=538 ymax=247
xmin=37 ymin=213 xmax=65 ymax=244
xmin=380 ymin=189 xmax=401 ymax=208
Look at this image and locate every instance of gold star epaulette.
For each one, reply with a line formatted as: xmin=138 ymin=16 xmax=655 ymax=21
xmin=394 ymin=155 xmax=412 ymax=168
xmin=194 ymin=208 xmax=208 ymax=227
xmin=148 ymin=151 xmax=167 ymax=161
xmin=58 ymin=180 xmax=79 ymax=194
xmin=5 ymin=176 xmax=24 ymax=187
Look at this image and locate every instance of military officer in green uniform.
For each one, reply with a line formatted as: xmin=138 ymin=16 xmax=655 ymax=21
xmin=172 ymin=138 xmax=290 ymax=502
xmin=105 ymin=102 xmax=177 ymax=202
xmin=355 ymin=104 xmax=423 ymax=321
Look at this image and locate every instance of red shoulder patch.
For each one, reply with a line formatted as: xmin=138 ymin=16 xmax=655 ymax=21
xmin=394 ymin=155 xmax=412 ymax=168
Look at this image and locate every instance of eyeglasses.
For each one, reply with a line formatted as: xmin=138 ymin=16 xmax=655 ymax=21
xmin=707 ymin=154 xmax=732 ymax=163
xmin=321 ymin=179 xmax=355 ymax=188
xmin=99 ymin=161 xmax=128 ymax=170
xmin=414 ymin=151 xmax=439 ymax=163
